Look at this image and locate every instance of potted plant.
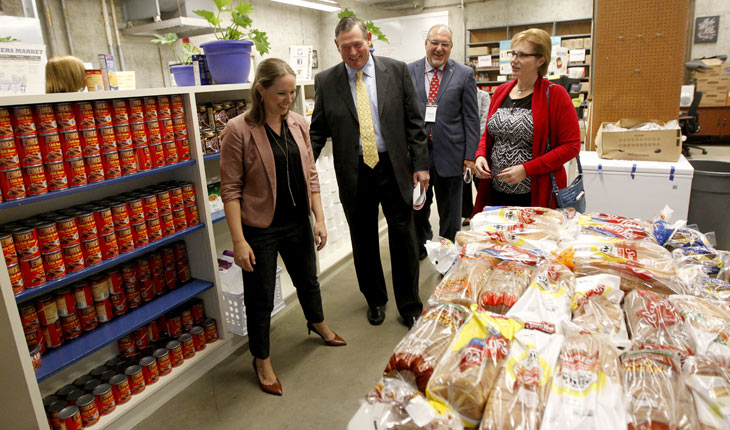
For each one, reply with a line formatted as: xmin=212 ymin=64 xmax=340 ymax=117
xmin=151 ymin=33 xmax=200 ymax=86
xmin=194 ymin=0 xmax=270 ymax=84
xmin=337 ymin=8 xmax=389 ymax=50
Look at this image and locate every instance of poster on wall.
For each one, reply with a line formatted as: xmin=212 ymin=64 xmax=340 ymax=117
xmin=499 ymin=40 xmax=512 ymax=75
xmin=0 ymin=43 xmax=46 ymax=96
xmin=695 ymin=16 xmax=719 ymax=43
xmin=547 ymin=36 xmax=565 ymax=76
xmin=289 ymin=45 xmax=312 ymax=81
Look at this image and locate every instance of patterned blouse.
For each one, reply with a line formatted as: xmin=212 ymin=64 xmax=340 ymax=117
xmin=487 ymin=93 xmax=533 ymax=194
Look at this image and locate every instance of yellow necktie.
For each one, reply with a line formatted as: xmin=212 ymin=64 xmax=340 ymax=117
xmin=356 ymin=71 xmax=379 ymax=168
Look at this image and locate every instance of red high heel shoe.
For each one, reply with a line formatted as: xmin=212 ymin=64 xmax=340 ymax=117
xmin=252 ymin=358 xmax=282 ymax=396
xmin=307 ymin=322 xmax=347 ymax=346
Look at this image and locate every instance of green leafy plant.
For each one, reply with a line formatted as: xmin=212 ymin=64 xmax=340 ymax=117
xmin=150 ymin=33 xmax=200 ymax=65
xmin=337 ymin=8 xmax=389 ymax=47
xmin=194 ymin=0 xmax=270 ymax=55
xmin=0 ymin=36 xmax=19 ymax=42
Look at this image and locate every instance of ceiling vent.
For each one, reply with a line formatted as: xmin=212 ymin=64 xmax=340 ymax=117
xmin=355 ymin=0 xmax=424 ymax=10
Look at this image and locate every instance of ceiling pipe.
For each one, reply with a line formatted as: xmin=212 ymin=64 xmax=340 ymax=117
xmin=108 ymin=0 xmax=126 ymax=70
xmin=38 ymin=0 xmax=58 ymax=57
xmin=59 ymin=0 xmax=74 ymax=56
xmin=99 ymin=0 xmax=115 ymax=58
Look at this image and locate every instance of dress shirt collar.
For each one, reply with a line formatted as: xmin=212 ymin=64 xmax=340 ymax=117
xmin=345 ymin=54 xmax=375 ymax=81
xmin=425 ymin=60 xmax=445 ymax=75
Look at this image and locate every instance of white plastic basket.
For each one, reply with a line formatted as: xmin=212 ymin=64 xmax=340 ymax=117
xmin=221 ymin=266 xmax=286 ymax=337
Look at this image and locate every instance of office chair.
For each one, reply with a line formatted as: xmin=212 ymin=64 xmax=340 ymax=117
xmin=680 ymin=90 xmax=708 ymax=157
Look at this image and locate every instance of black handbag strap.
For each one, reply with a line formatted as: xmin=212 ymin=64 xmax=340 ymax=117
xmin=544 ymin=83 xmax=582 ymax=198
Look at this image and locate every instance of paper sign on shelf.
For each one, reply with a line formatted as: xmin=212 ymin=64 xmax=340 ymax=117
xmin=569 ymin=49 xmax=586 ymax=63
xmin=0 ymin=42 xmax=46 ymax=96
xmin=289 ymin=45 xmax=312 ymax=81
xmin=477 ymin=55 xmax=492 ymax=68
xmin=499 ymin=40 xmax=512 ymax=75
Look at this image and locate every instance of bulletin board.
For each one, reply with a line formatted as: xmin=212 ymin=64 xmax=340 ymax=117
xmin=371 ymin=11 xmax=449 ymax=64
xmin=588 ymin=0 xmax=689 ymax=150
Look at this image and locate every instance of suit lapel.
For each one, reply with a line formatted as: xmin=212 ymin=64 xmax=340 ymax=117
xmin=415 ymin=58 xmax=428 ymax=104
xmin=374 ymin=56 xmax=388 ymax=119
xmin=435 ymin=59 xmax=455 ymax=104
xmin=250 ymin=124 xmax=276 ymax=191
xmin=334 ymin=63 xmax=358 ymax=121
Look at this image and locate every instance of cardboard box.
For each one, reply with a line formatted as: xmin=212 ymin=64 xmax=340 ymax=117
xmin=84 ymin=69 xmax=105 ymax=92
xmin=696 ymin=77 xmax=730 ymax=92
xmin=561 ymin=40 xmax=569 ymax=48
xmin=98 ymin=54 xmax=118 ymax=91
xmin=491 ymin=47 xmax=500 ymax=55
xmin=580 ymin=82 xmax=591 ymax=93
xmin=468 ymin=46 xmax=490 ymax=56
xmin=595 ymin=119 xmax=682 ymax=162
xmin=585 ymin=54 xmax=591 ymax=64
xmin=700 ymin=92 xmax=727 ymax=106
xmin=583 ymin=37 xmax=592 ymax=49
xmin=691 ymin=58 xmax=730 ymax=79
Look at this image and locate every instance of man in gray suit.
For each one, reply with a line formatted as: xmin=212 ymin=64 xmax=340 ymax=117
xmin=310 ymin=16 xmax=430 ymax=329
xmin=408 ymin=24 xmax=479 ymax=257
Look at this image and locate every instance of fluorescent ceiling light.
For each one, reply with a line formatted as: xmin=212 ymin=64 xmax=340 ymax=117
xmin=270 ymin=0 xmax=341 ymax=12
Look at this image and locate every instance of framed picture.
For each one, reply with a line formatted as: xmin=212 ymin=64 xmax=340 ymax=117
xmin=312 ymin=50 xmax=319 ymax=69
xmin=695 ymin=16 xmax=719 ymax=43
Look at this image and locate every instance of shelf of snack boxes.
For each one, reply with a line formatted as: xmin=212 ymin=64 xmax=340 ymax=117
xmin=0 ymin=88 xmax=237 ymax=429
xmin=351 ymin=205 xmax=730 ymax=429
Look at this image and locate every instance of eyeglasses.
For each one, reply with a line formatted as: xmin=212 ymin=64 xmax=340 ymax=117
xmin=427 ymin=39 xmax=453 ymax=48
xmin=507 ymin=50 xmax=541 ymax=60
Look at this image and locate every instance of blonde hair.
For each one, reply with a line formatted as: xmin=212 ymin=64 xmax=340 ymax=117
xmin=46 ymin=56 xmax=86 ymax=93
xmin=512 ymin=29 xmax=552 ymax=77
xmin=245 ymin=58 xmax=296 ymax=126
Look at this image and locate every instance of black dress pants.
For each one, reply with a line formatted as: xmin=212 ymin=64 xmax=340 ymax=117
xmin=241 ymin=218 xmax=324 ymax=359
xmin=414 ymin=167 xmax=463 ymax=244
xmin=341 ymin=155 xmax=423 ymax=320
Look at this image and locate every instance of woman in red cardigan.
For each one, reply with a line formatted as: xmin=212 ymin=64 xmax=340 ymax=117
xmin=473 ymin=28 xmax=580 ymax=211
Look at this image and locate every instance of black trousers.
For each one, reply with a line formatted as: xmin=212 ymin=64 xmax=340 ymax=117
xmin=462 ymin=178 xmax=479 ymax=218
xmin=241 ymin=218 xmax=324 ymax=359
xmin=414 ymin=167 xmax=463 ymax=244
xmin=341 ymin=155 xmax=422 ymax=319
xmin=491 ymin=186 xmax=532 ymax=207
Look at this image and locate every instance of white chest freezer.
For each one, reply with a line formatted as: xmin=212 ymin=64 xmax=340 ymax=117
xmin=580 ymin=151 xmax=694 ymax=221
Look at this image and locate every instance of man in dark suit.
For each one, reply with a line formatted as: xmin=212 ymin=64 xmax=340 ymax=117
xmin=408 ymin=24 xmax=479 ymax=258
xmin=310 ymin=16 xmax=430 ymax=329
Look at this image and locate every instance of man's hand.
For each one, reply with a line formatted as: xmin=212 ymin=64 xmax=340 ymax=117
xmin=463 ymin=159 xmax=475 ymax=174
xmin=474 ymin=156 xmax=491 ymax=179
xmin=497 ymin=164 xmax=527 ymax=184
xmin=413 ymin=170 xmax=430 ymax=192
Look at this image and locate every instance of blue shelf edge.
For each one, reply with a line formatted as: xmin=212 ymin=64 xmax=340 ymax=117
xmin=15 ymin=224 xmax=205 ymax=303
xmin=36 ymin=279 xmax=214 ymax=381
xmin=203 ymin=153 xmax=221 ymax=161
xmin=211 ymin=210 xmax=225 ymax=224
xmin=0 ymin=160 xmax=196 ymax=210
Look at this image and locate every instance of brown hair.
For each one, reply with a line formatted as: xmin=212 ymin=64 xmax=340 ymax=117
xmin=245 ymin=58 xmax=296 ymax=126
xmin=45 ymin=56 xmax=86 ymax=93
xmin=511 ymin=28 xmax=552 ymax=76
xmin=335 ymin=16 xmax=368 ymax=40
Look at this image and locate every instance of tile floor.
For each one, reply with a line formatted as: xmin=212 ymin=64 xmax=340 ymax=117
xmin=134 ymin=144 xmax=730 ymax=430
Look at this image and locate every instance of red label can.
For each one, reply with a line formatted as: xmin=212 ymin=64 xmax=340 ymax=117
xmin=163 ymin=140 xmax=178 ymax=165
xmin=59 ymin=129 xmax=83 ymax=160
xmin=153 ymin=348 xmax=172 ymax=376
xmin=179 ymin=333 xmax=195 ymax=359
xmin=203 ymin=319 xmax=219 ymax=343
xmin=171 ymin=95 xmax=184 ymax=117
xmin=79 ymin=128 xmax=101 ymax=157
xmin=73 ymin=102 xmax=95 ymax=130
xmin=190 ymin=326 xmax=206 ymax=351
xmin=152 ymin=272 xmax=165 ymax=296
xmin=139 ymin=356 xmax=159 ymax=385
xmin=100 ymin=232 xmax=118 ymax=260
xmin=159 ymin=118 xmax=174 ymax=141
xmin=58 ymin=405 xmax=82 ymax=430
xmin=184 ymin=204 xmax=200 ymax=227
xmin=121 ymin=262 xmax=135 ymax=283
xmin=130 ymin=122 xmax=147 ymax=147
xmin=146 ymin=217 xmax=162 ymax=242
xmin=135 ymin=145 xmax=151 ymax=171
xmin=1 ymin=168 xmax=26 ymax=200
xmin=45 ymin=161 xmax=68 ymax=191
xmin=89 ymin=274 xmax=109 ymax=302
xmin=176 ymin=138 xmax=191 ymax=161
xmin=78 ymin=305 xmax=98 ymax=331
xmin=109 ymin=291 xmax=128 ymax=316
xmin=114 ymin=123 xmax=133 ymax=151
xmin=116 ymin=226 xmax=134 ymax=253
xmin=104 ymin=270 xmax=121 ymax=295
xmin=141 ymin=193 xmax=159 ymax=220
xmin=125 ymin=284 xmax=142 ymax=309
xmin=101 ymin=151 xmax=122 ymax=179
xmin=134 ymin=326 xmax=149 ymax=349
xmin=172 ymin=208 xmax=187 ymax=232
xmin=157 ymin=96 xmax=171 ymax=118
xmin=111 ymin=99 xmax=129 ymax=124
xmin=93 ymin=205 xmax=115 ymax=236
xmin=162 ymin=245 xmax=175 ymax=267
xmin=34 ymin=220 xmax=60 ymax=254
xmin=37 ymin=132 xmax=63 ymax=163
xmin=34 ymin=104 xmax=58 ymax=134
xmin=128 ymin=98 xmax=144 ymax=123
xmin=8 ymin=263 xmax=24 ymax=294
xmin=181 ymin=308 xmax=194 ymax=331
xmin=119 ymin=148 xmax=137 ymax=175
xmin=160 ymin=213 xmax=175 ymax=237
xmin=25 ymin=328 xmax=42 ymax=352
xmin=131 ymin=222 xmax=149 ymax=248
xmin=84 ymin=154 xmax=105 ymax=183
xmin=21 ymin=255 xmax=46 ymax=288
xmin=139 ymin=276 xmax=154 ymax=302
xmin=117 ymin=334 xmax=135 ymax=357
xmin=149 ymin=251 xmax=163 ymax=275
xmin=42 ymin=319 xmax=64 ymax=348
xmin=164 ymin=266 xmax=177 ymax=290
xmin=76 ymin=393 xmax=100 ymax=427
xmin=12 ymin=227 xmax=40 ymax=261
xmin=135 ymin=257 xmax=151 ymax=277
xmin=126 ymin=197 xmax=145 ymax=225
xmin=166 ymin=340 xmax=184 ymax=367
xmin=1 ymin=231 xmax=18 ymax=266
xmin=92 ymin=384 xmax=116 ymax=416
xmin=149 ymin=143 xmax=165 ymax=168
xmin=93 ymin=100 xmax=113 ymax=127
xmin=64 ymin=157 xmax=87 ymax=187
xmin=0 ymin=137 xmax=20 ymax=170
xmin=22 ymin=165 xmax=48 ymax=196
xmin=55 ymin=288 xmax=76 ymax=317
xmin=191 ymin=299 xmax=205 ymax=324
xmin=56 ymin=216 xmax=80 ymax=247
xmin=125 ymin=365 xmax=146 ymax=395
xmin=143 ymin=97 xmax=158 ymax=122
xmin=181 ymin=183 xmax=195 ymax=205
xmin=98 ymin=126 xmax=117 ymax=153
xmin=76 ymin=212 xmax=98 ymax=242
xmin=82 ymin=237 xmax=103 ymax=266
xmin=147 ymin=319 xmax=161 ymax=341
xmin=42 ymin=250 xmax=66 ymax=280
xmin=19 ymin=302 xmax=40 ymax=332
xmin=11 ymin=105 xmax=37 ymax=136
xmin=172 ymin=117 xmax=187 ymax=139
xmin=169 ymin=185 xmax=184 ymax=210
xmin=110 ymin=201 xmax=130 ymax=230
xmin=0 ymin=107 xmax=12 ymax=138
xmin=60 ymin=312 xmax=82 ymax=340
xmin=177 ymin=263 xmax=191 ymax=285
xmin=72 ymin=281 xmax=93 ymax=308
xmin=17 ymin=135 xmax=43 ymax=167
xmin=94 ymin=299 xmax=113 ymax=323
xmin=156 ymin=189 xmax=172 ymax=215
xmin=146 ymin=120 xmax=162 ymax=145
xmin=62 ymin=243 xmax=85 ymax=273
xmin=109 ymin=374 xmax=131 ymax=405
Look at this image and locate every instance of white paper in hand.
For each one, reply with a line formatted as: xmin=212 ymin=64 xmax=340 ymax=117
xmin=413 ymin=184 xmax=426 ymax=210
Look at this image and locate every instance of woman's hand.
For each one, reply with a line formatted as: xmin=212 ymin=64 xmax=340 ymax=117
xmin=474 ymin=156 xmax=491 ymax=179
xmin=497 ymin=164 xmax=527 ymax=184
xmin=314 ymin=220 xmax=327 ymax=251
xmin=233 ymin=240 xmax=256 ymax=272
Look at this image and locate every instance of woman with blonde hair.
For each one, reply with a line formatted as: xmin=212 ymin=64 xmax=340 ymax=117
xmin=220 ymin=58 xmax=345 ymax=396
xmin=45 ymin=55 xmax=86 ymax=93
xmin=473 ymin=28 xmax=580 ymax=210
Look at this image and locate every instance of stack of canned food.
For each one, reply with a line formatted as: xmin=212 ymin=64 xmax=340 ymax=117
xmin=197 ymin=99 xmax=246 ymax=156
xmin=1 ymin=180 xmax=200 ymax=295
xmin=0 ymin=95 xmax=191 ymax=201
xmin=42 ymin=300 xmax=218 ymax=429
xmin=19 ymin=241 xmax=192 ymax=363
